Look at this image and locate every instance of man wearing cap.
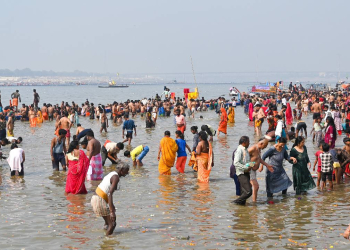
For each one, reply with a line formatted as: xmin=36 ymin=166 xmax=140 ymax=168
xmin=11 ymin=90 xmax=21 ymax=112
xmin=101 ymin=140 xmax=124 ymax=166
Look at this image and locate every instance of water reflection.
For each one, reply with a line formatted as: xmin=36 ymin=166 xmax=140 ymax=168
xmin=192 ymin=183 xmax=215 ymax=231
xmin=63 ymin=194 xmax=90 ymax=246
xmin=48 ymin=171 xmax=66 ymax=188
xmin=157 ymin=175 xmax=176 ymax=206
xmin=98 ymin=237 xmax=121 ymax=250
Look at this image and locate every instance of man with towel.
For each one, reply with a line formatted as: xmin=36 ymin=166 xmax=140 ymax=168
xmin=7 ymin=143 xmax=25 ymax=176
xmin=11 ymin=90 xmax=21 ymax=112
xmin=86 ymin=130 xmax=103 ymax=180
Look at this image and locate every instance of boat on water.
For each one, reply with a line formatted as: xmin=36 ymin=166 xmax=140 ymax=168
xmin=229 ymin=87 xmax=242 ymax=105
xmin=98 ymin=81 xmax=129 ymax=88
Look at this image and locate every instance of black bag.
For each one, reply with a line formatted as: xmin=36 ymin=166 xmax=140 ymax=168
xmin=230 ymin=149 xmax=237 ymax=178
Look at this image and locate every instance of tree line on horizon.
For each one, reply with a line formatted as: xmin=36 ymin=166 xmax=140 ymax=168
xmin=0 ymin=68 xmax=110 ymax=77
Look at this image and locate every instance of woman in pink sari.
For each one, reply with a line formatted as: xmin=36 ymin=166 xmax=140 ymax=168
xmin=249 ymin=103 xmax=254 ymax=121
xmin=324 ymin=117 xmax=337 ymax=149
xmin=65 ymin=141 xmax=90 ymax=194
xmin=285 ymin=103 xmax=293 ymax=125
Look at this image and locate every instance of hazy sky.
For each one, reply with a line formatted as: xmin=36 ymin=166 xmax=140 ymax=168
xmin=1 ymin=0 xmax=349 ymax=74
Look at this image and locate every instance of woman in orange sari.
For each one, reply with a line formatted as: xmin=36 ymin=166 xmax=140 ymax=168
xmin=157 ymin=131 xmax=178 ymax=175
xmin=217 ymin=107 xmax=228 ymax=136
xmin=196 ymin=131 xmax=214 ymax=183
xmin=227 ymin=104 xmax=235 ymax=123
xmin=37 ymin=108 xmax=43 ymax=123
xmin=65 ymin=141 xmax=90 ymax=194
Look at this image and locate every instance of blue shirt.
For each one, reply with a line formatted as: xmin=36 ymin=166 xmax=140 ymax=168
xmin=123 ymin=120 xmax=135 ymax=131
xmin=176 ymin=139 xmax=187 ymax=157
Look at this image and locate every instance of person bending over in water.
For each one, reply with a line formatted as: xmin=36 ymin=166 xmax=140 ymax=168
xmin=7 ymin=143 xmax=25 ymax=176
xmin=91 ymin=165 xmax=129 ymax=235
xmin=124 ymin=144 xmax=149 ymax=167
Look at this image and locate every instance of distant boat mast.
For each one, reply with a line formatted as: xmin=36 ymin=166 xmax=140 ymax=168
xmin=255 ymin=54 xmax=259 ymax=83
xmin=190 ymin=56 xmax=197 ymax=88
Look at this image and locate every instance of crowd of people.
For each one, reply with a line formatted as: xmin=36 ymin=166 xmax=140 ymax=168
xmin=2 ymin=83 xmax=350 ymax=238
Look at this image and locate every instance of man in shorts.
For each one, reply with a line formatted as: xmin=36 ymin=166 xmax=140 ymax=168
xmin=295 ymin=120 xmax=307 ymax=137
xmin=311 ymin=98 xmax=322 ymax=123
xmin=122 ymin=114 xmax=136 ymax=146
xmin=248 ymin=137 xmax=274 ymax=202
xmin=100 ymin=107 xmax=109 ymax=133
xmin=50 ymin=129 xmax=67 ymax=171
xmin=57 ymin=111 xmax=72 ymax=147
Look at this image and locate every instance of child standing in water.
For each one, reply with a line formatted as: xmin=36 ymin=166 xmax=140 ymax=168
xmin=313 ymin=144 xmax=323 ymax=187
xmin=319 ymin=142 xmax=333 ymax=191
xmin=175 ymin=130 xmax=191 ymax=173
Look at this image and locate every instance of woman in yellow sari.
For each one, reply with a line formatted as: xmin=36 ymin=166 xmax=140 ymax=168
xmin=228 ymin=104 xmax=235 ymax=123
xmin=157 ymin=131 xmax=178 ymax=175
xmin=195 ymin=131 xmax=214 ymax=183
xmin=37 ymin=108 xmax=43 ymax=123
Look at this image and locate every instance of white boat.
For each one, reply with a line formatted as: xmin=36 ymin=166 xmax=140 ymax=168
xmin=229 ymin=87 xmax=239 ymax=97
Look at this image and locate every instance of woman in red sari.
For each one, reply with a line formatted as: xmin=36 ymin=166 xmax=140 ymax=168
xmin=65 ymin=141 xmax=90 ymax=195
xmin=285 ymin=103 xmax=293 ymax=125
xmin=217 ymin=107 xmax=228 ymax=136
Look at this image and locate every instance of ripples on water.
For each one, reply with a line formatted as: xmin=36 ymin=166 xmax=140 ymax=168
xmin=0 ymin=85 xmax=350 ymax=249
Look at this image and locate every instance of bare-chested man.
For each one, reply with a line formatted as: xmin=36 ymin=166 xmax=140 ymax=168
xmin=311 ymin=98 xmax=322 ymax=123
xmin=33 ymin=89 xmax=40 ymax=111
xmin=100 ymin=109 xmax=109 ymax=133
xmin=140 ymin=103 xmax=145 ymax=117
xmin=116 ymin=103 xmax=124 ymax=123
xmin=41 ymin=103 xmax=48 ymax=121
xmin=135 ymin=101 xmax=141 ymax=115
xmin=112 ymin=103 xmax=118 ymax=123
xmin=76 ymin=124 xmax=85 ymax=135
xmin=11 ymin=90 xmax=21 ymax=112
xmin=86 ymin=130 xmax=103 ymax=180
xmin=57 ymin=111 xmax=72 ymax=147
xmin=164 ymin=101 xmax=170 ymax=116
xmin=189 ymin=99 xmax=196 ymax=118
xmin=248 ymin=137 xmax=274 ymax=202
xmin=28 ymin=106 xmax=36 ymax=126
xmin=48 ymin=104 xmax=54 ymax=121
xmin=20 ymin=104 xmax=28 ymax=121
xmin=252 ymin=104 xmax=266 ymax=136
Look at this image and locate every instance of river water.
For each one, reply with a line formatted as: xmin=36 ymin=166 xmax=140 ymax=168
xmin=1 ymin=83 xmax=350 ymax=249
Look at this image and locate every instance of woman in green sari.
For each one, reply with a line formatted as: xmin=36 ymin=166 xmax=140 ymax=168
xmin=290 ymin=136 xmax=316 ymax=195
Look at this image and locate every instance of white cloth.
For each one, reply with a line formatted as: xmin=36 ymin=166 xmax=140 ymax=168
xmin=282 ymin=98 xmax=287 ymax=105
xmin=98 ymin=171 xmax=118 ymax=194
xmin=6 ymin=137 xmax=17 ymax=142
xmin=105 ymin=142 xmax=117 ymax=154
xmin=7 ymin=148 xmax=24 ymax=172
xmin=275 ymin=120 xmax=283 ymax=137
